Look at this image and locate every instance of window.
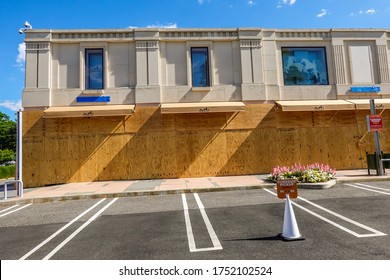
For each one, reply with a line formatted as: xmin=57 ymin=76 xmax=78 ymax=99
xmin=282 ymin=47 xmax=328 ymax=85
xmin=85 ymin=49 xmax=104 ymax=89
xmin=191 ymin=47 xmax=210 ymax=87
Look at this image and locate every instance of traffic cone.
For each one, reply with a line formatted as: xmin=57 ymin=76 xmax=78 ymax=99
xmin=278 ymin=194 xmax=305 ymax=241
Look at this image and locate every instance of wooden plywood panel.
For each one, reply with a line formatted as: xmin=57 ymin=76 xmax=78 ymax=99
xmin=22 ymin=136 xmax=43 ymax=187
xmin=276 ymin=111 xmax=313 ymax=128
xmin=312 ymin=111 xmax=357 ymax=128
xmin=221 ymin=130 xmax=253 ymax=175
xmin=22 ymin=111 xmax=44 ymax=137
xmin=23 ymin=106 xmax=384 ymax=187
xmin=175 ymin=112 xmax=228 ymax=132
xmin=225 ymin=104 xmax=275 ymax=130
xmin=176 ymin=130 xmax=224 ymax=177
xmin=126 ymin=133 xmax=149 ymax=179
xmin=95 ymin=134 xmax=128 ymax=181
xmin=146 ymin=131 xmax=178 ymax=178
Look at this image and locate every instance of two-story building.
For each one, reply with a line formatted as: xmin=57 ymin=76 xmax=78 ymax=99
xmin=21 ymin=27 xmax=390 ymax=187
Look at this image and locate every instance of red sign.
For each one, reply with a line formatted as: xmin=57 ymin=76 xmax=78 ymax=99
xmin=277 ymin=179 xmax=298 ymax=199
xmin=369 ymin=115 xmax=383 ymax=132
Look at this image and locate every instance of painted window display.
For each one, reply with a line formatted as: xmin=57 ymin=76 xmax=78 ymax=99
xmin=282 ymin=47 xmax=329 ymax=85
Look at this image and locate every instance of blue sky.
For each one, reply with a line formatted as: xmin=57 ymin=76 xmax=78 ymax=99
xmin=0 ymin=0 xmax=389 ymax=119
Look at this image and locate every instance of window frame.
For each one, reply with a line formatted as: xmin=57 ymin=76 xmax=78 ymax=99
xmin=190 ymin=46 xmax=211 ymax=88
xmin=281 ymin=46 xmax=329 ymax=86
xmin=85 ymin=48 xmax=104 ymax=90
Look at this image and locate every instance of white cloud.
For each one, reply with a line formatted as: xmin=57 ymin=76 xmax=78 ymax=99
xmin=317 ymin=9 xmax=328 ymax=18
xmin=128 ymin=23 xmax=178 ymax=29
xmin=350 ymin=8 xmax=377 ymax=16
xmin=146 ymin=23 xmax=178 ymax=29
xmin=0 ymin=100 xmax=22 ymax=111
xmin=248 ymin=0 xmax=256 ymax=6
xmin=15 ymin=43 xmax=25 ymax=71
xmin=197 ymin=0 xmax=205 ymax=4
xmin=282 ymin=0 xmax=296 ymax=5
xmin=278 ymin=0 xmax=296 ymax=8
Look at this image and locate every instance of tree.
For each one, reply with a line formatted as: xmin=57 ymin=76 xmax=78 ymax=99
xmin=0 ymin=112 xmax=16 ymax=164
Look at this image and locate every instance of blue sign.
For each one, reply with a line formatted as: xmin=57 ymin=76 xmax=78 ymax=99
xmin=76 ymin=96 xmax=110 ymax=103
xmin=350 ymin=86 xmax=380 ymax=93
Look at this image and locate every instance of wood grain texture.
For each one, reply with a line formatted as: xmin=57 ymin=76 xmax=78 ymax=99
xmin=22 ymin=105 xmax=389 ymax=187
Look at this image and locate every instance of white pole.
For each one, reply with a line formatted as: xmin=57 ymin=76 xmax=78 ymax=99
xmin=16 ymin=110 xmax=23 ymax=196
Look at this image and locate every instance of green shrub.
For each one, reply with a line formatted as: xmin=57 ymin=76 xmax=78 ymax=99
xmin=0 ymin=165 xmax=15 ymax=179
xmin=0 ymin=149 xmax=15 ymax=164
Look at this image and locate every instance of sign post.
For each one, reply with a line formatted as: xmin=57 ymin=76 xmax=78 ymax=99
xmin=276 ymin=179 xmax=304 ymax=241
xmin=369 ymin=99 xmax=383 ymax=176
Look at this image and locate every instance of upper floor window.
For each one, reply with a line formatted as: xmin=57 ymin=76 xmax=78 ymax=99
xmin=282 ymin=47 xmax=329 ymax=85
xmin=85 ymin=49 xmax=104 ymax=89
xmin=191 ymin=47 xmax=210 ymax=87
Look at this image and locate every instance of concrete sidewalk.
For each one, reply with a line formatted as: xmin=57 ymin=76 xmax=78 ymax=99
xmin=1 ymin=169 xmax=390 ymax=205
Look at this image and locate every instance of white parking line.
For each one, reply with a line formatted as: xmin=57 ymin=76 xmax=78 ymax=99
xmin=264 ymin=189 xmax=386 ymax=238
xmin=181 ymin=194 xmax=196 ymax=252
xmin=20 ymin=198 xmax=107 ymax=260
xmin=0 ymin=205 xmax=19 ymax=214
xmin=194 ymin=193 xmax=222 ymax=250
xmin=43 ymin=198 xmax=118 ymax=260
xmin=346 ymin=183 xmax=390 ymax=195
xmin=181 ymin=194 xmax=222 ymax=252
xmin=0 ymin=204 xmax=31 ymax=218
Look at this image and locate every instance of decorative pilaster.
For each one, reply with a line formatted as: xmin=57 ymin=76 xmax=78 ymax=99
xmin=332 ymin=45 xmax=346 ymax=84
xmin=377 ymin=45 xmax=390 ymax=83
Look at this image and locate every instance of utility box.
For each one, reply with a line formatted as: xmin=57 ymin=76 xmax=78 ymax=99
xmin=366 ymin=152 xmax=386 ymax=175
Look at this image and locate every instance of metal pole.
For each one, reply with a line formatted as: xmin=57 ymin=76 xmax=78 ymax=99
xmin=370 ymin=99 xmax=383 ymax=176
xmin=16 ymin=110 xmax=23 ymax=195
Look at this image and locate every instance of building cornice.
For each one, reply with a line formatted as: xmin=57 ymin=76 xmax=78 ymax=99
xmin=22 ymin=27 xmax=390 ymax=43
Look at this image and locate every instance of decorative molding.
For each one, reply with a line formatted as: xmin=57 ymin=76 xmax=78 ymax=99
xmin=377 ymin=45 xmax=390 ymax=83
xmin=160 ymin=30 xmax=238 ymax=39
xmin=52 ymin=32 xmax=133 ymax=40
xmin=26 ymin=43 xmax=50 ymax=51
xmin=333 ymin=45 xmax=346 ymax=84
xmin=136 ymin=41 xmax=159 ymax=49
xmin=276 ymin=31 xmax=330 ymax=39
xmin=240 ymin=40 xmax=261 ymax=48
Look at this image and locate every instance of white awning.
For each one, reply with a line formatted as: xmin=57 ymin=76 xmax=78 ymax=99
xmin=347 ymin=99 xmax=390 ymax=110
xmin=275 ymin=100 xmax=355 ymax=111
xmin=43 ymin=105 xmax=135 ymax=118
xmin=160 ymin=102 xmax=246 ymax=114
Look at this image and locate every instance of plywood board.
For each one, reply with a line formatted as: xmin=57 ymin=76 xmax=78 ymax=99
xmin=22 ymin=107 xmax=390 ymax=187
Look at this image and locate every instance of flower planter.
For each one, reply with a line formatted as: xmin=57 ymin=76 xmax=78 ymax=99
xmin=297 ymin=179 xmax=336 ymax=190
xmin=267 ymin=163 xmax=336 ymax=188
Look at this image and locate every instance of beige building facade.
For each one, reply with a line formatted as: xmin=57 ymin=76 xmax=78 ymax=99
xmin=21 ymin=28 xmax=390 ymax=187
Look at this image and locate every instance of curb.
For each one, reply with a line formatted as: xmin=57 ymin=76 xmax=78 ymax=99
xmin=1 ymin=176 xmax=390 ymax=206
xmin=0 ymin=184 xmax=275 ymax=206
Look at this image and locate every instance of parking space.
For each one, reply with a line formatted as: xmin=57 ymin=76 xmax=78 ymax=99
xmin=0 ymin=181 xmax=390 ymax=259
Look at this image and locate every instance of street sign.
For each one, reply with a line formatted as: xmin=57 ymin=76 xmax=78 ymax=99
xmin=367 ymin=114 xmax=383 ymax=132
xmin=277 ymin=179 xmax=298 ymax=199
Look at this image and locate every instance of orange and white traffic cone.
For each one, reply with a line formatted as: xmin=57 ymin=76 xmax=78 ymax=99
xmin=278 ymin=194 xmax=305 ymax=241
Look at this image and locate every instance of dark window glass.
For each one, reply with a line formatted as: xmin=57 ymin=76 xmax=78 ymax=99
xmin=191 ymin=47 xmax=210 ymax=87
xmin=282 ymin=47 xmax=329 ymax=85
xmin=86 ymin=49 xmax=104 ymax=89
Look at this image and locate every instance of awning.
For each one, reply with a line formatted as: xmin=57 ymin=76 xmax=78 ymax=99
xmin=43 ymin=105 xmax=135 ymax=118
xmin=275 ymin=100 xmax=355 ymax=112
xmin=347 ymin=99 xmax=390 ymax=110
xmin=160 ymin=102 xmax=246 ymax=114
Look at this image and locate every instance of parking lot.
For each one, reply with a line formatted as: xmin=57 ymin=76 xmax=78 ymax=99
xmin=1 ymin=181 xmax=390 ymax=260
